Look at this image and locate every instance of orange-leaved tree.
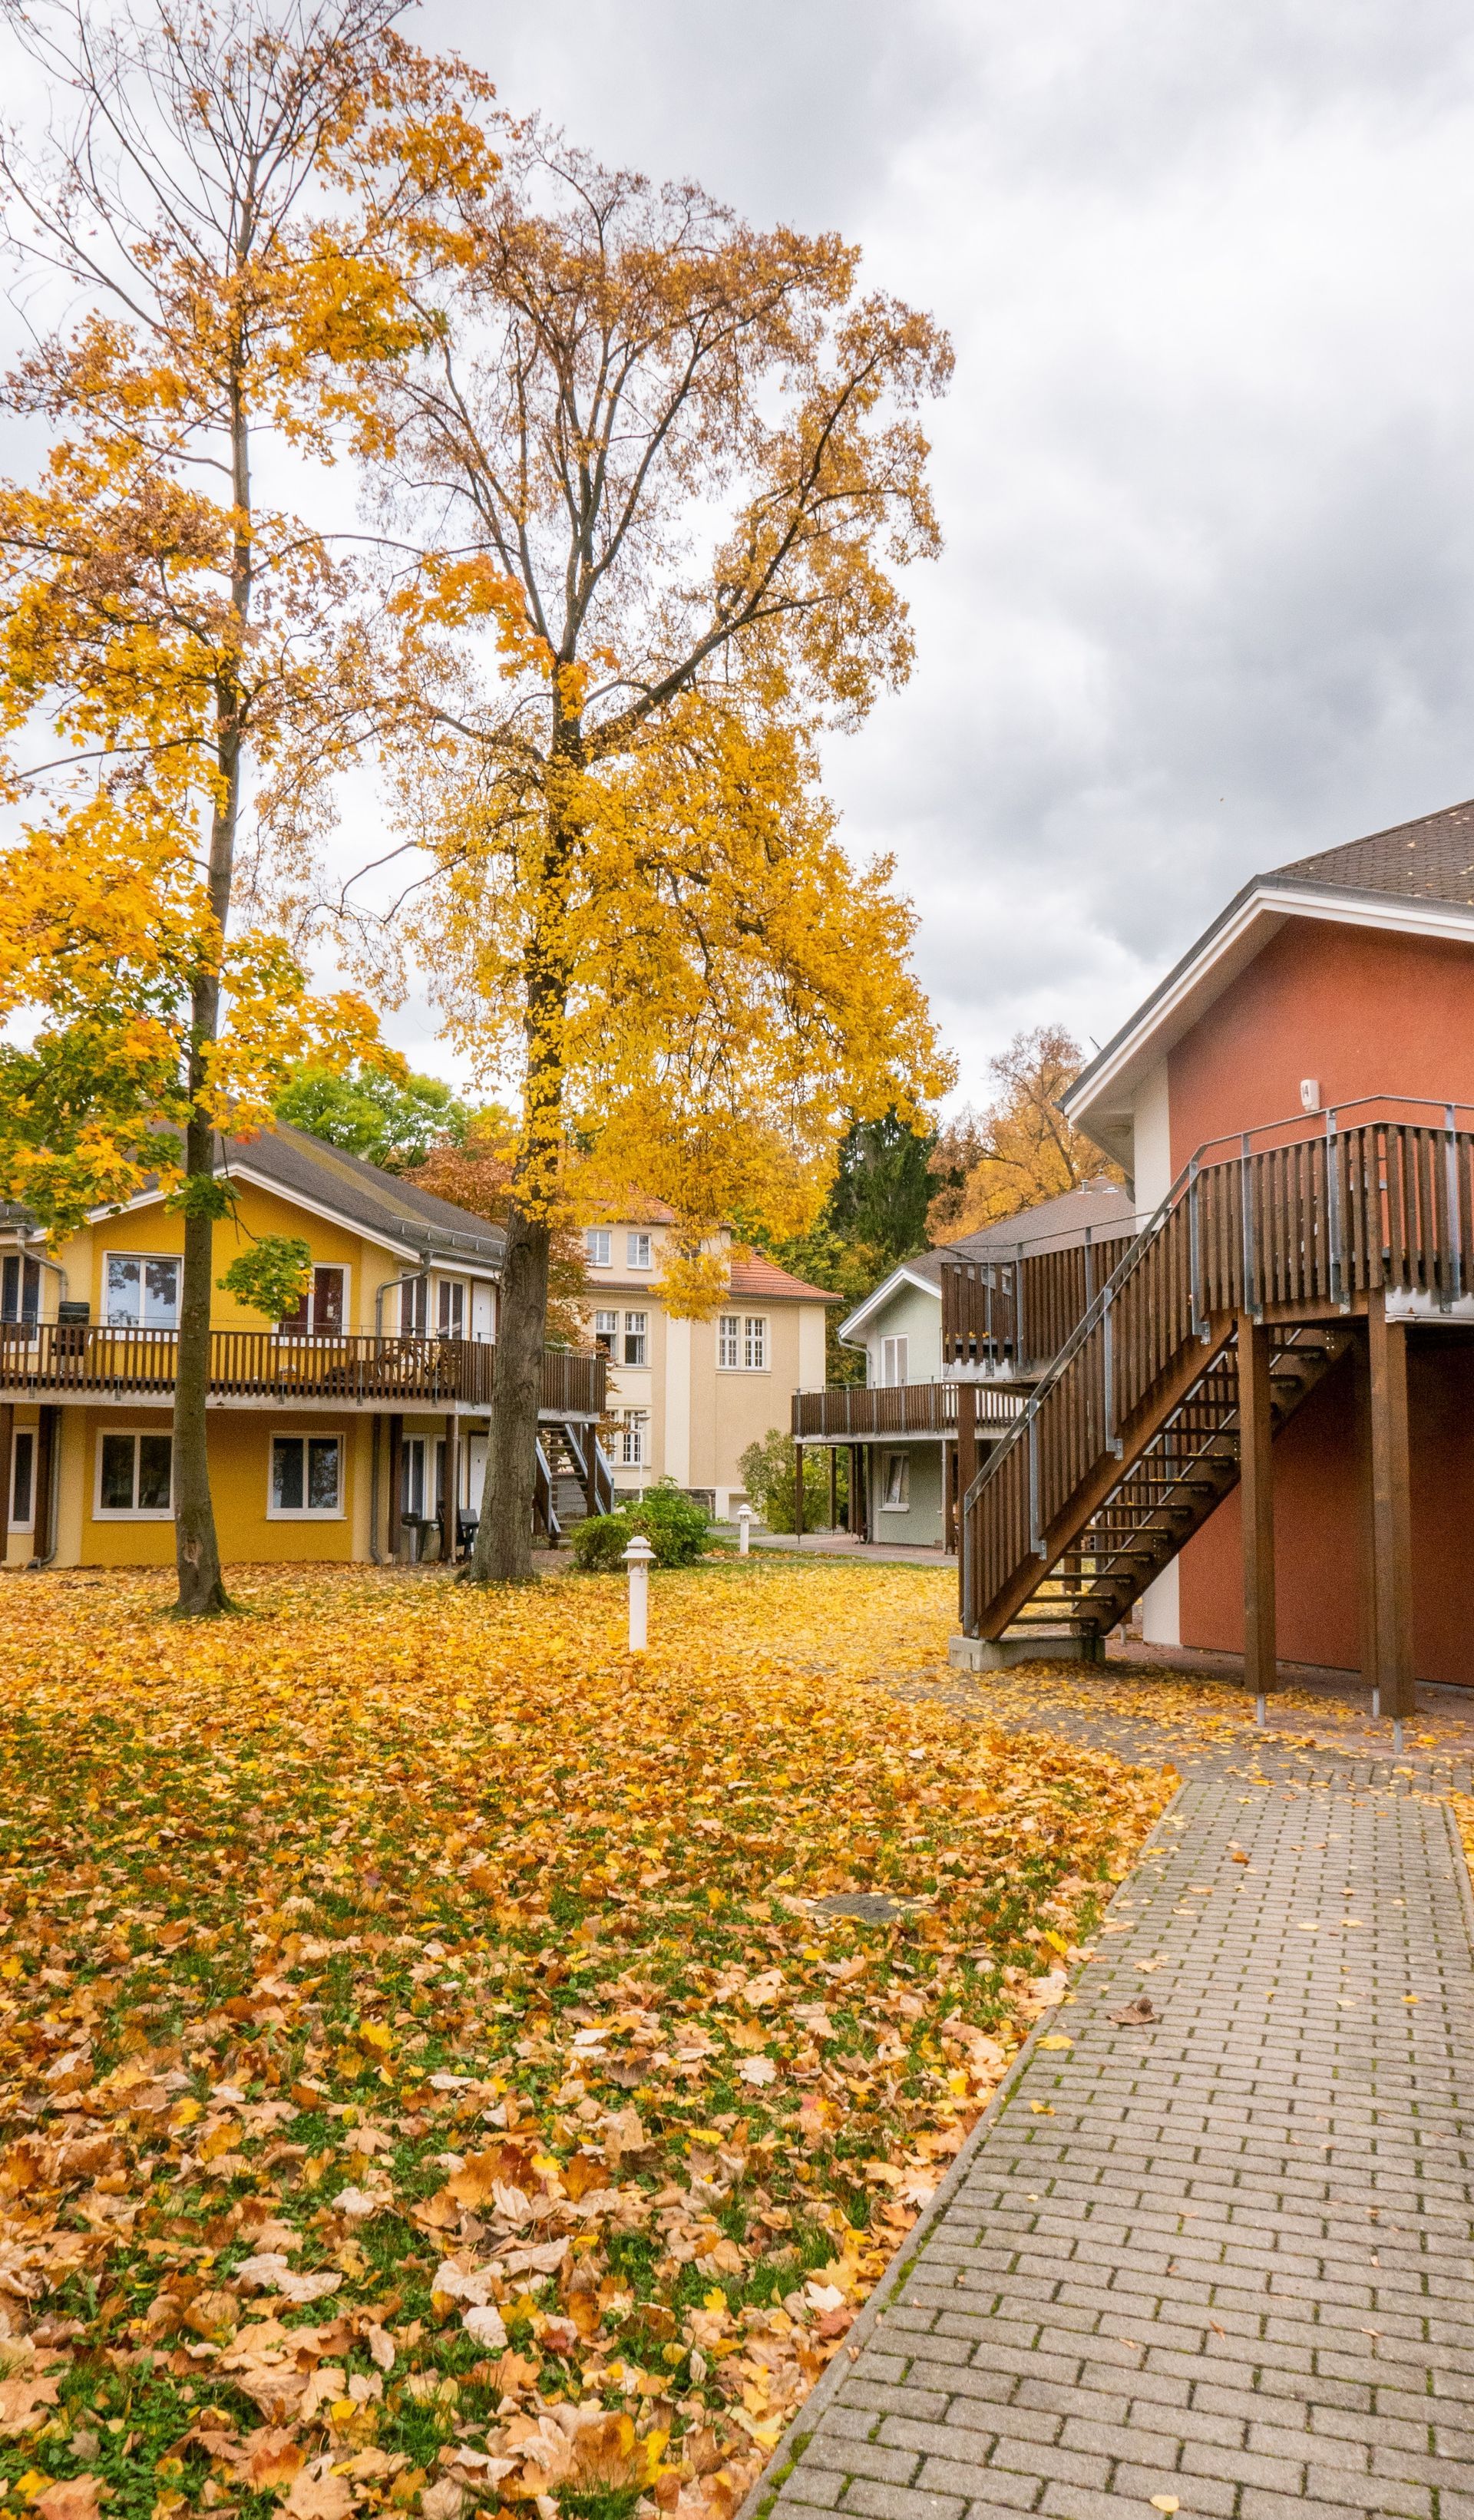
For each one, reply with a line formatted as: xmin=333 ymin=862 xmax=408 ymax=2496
xmin=0 ymin=0 xmax=495 ymax=1612
xmin=361 ymin=131 xmax=956 ymax=1583
xmin=927 ymin=1025 xmax=1125 ymax=1240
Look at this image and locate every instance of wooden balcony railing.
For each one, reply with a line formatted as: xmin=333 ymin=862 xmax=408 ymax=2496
xmin=941 ymin=1230 xmax=1135 ymax=1376
xmin=792 ymin=1382 xmax=1023 ymax=1442
xmin=960 ymin=1096 xmax=1474 ymax=1637
xmin=0 ymin=1324 xmax=607 ymax=1419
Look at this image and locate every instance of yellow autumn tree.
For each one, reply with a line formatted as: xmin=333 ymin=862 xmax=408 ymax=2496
xmin=0 ymin=0 xmax=496 ymax=1613
xmin=362 ymin=134 xmax=956 ymax=1582
xmin=927 ymin=1025 xmax=1125 ymax=1240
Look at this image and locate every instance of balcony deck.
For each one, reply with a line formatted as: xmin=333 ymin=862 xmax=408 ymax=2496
xmin=0 ymin=1326 xmax=606 ymax=1420
xmin=792 ymin=1381 xmax=1023 ymax=1443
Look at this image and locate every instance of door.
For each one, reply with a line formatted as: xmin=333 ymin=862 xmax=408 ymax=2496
xmin=471 ymin=1282 xmax=494 ymax=1342
xmin=467 ymin=1436 xmax=487 ymax=1518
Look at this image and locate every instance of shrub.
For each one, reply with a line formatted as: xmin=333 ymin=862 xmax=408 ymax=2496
xmin=571 ymin=1511 xmax=634 ymax=1572
xmin=630 ymin=1478 xmax=710 ymax=1566
xmin=570 ymin=1481 xmax=710 ymax=1572
xmin=737 ymin=1428 xmax=836 ymax=1532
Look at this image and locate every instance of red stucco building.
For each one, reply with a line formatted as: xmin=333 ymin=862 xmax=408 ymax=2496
xmin=952 ymin=797 xmax=1474 ymax=1706
xmin=1069 ymin=798 xmax=1474 ymax=1687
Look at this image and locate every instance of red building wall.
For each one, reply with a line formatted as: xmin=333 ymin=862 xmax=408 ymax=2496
xmin=1165 ymin=916 xmax=1474 ymax=1683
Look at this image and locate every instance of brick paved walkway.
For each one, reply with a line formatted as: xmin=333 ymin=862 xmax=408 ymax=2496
xmin=762 ymin=1759 xmax=1474 ymax=2520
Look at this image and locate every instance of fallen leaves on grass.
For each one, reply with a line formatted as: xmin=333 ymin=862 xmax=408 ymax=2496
xmin=0 ymin=1562 xmax=1168 ymax=2520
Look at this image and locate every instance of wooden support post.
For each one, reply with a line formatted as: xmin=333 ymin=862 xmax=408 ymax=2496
xmin=387 ymin=1415 xmax=403 ymax=1560
xmin=1352 ymin=1339 xmax=1380 ymax=1712
xmin=1366 ymin=1289 xmax=1416 ymax=1734
xmin=793 ymin=1442 xmax=805 ymax=1547
xmin=0 ymin=1402 xmax=11 ymax=1572
xmin=581 ymin=1425 xmax=598 ymax=1521
xmin=942 ymin=1437 xmax=955 ymax=1554
xmin=1238 ymin=1315 xmax=1277 ymax=1722
xmin=847 ymin=1443 xmax=858 ymax=1534
xmin=828 ymin=1445 xmax=838 ymax=1535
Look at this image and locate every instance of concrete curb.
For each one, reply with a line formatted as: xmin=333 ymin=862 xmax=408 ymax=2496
xmin=732 ymin=1776 xmax=1192 ymax=2520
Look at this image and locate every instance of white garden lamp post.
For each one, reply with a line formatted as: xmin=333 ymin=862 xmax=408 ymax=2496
xmin=623 ymin=1532 xmax=656 ymax=1653
xmin=738 ymin=1504 xmax=751 ymax=1557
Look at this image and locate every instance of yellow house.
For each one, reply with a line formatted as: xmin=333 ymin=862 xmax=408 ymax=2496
xmin=582 ymin=1206 xmax=837 ymax=1518
xmin=0 ymin=1123 xmax=607 ymax=1569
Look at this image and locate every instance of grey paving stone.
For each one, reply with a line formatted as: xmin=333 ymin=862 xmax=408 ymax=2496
xmin=750 ymin=1759 xmax=1474 ymax=2520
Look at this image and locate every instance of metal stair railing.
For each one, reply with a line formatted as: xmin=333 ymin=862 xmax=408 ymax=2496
xmin=960 ymin=1094 xmax=1474 ymax=1640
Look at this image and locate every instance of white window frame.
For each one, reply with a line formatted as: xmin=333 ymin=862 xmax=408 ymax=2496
xmin=626 ymin=1230 xmax=653 ymax=1270
xmin=881 ymin=1334 xmax=910 ymax=1388
xmin=102 ymin=1252 xmax=182 ymax=1330
xmin=8 ymin=1425 xmax=35 ymax=1532
xmin=623 ymin=1310 xmax=649 ymax=1366
xmin=279 ymin=1263 xmax=349 ymax=1340
xmin=400 ymin=1434 xmax=429 ymax=1519
xmin=267 ymin=1432 xmax=345 ymax=1521
xmin=437 ymin=1277 xmax=466 ymax=1339
xmin=717 ymin=1313 xmax=741 ymax=1369
xmin=743 ymin=1314 xmax=768 ymax=1372
xmin=593 ymin=1308 xmax=618 ymax=1356
xmin=94 ymin=1427 xmax=176 ymax=1521
xmin=398 ymin=1274 xmax=428 ymax=1337
xmin=881 ymin=1449 xmax=911 ymax=1511
xmin=620 ymin=1409 xmax=649 ymax=1467
xmin=1 ymin=1256 xmax=39 ymax=1326
xmin=586 ymin=1229 xmax=612 ymax=1267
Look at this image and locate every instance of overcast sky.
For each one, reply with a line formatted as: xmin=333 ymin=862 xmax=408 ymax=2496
xmin=395 ymin=0 xmax=1474 ymax=1104
xmin=10 ymin=0 xmax=1474 ymax=1109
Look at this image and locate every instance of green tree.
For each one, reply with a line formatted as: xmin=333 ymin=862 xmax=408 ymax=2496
xmin=759 ymin=1109 xmax=938 ymax=1385
xmin=274 ymin=1061 xmax=469 ymax=1171
xmin=826 ymin=1110 xmax=937 ymax=1269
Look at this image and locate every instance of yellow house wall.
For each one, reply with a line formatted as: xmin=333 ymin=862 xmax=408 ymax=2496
xmin=66 ymin=1405 xmax=363 ymax=1569
xmin=51 ymin=1183 xmax=417 ymax=1336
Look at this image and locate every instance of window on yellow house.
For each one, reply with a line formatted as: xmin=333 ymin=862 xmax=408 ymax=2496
xmin=623 ymin=1311 xmax=648 ymax=1365
xmin=10 ymin=1428 xmax=34 ymax=1529
xmin=104 ymin=1255 xmax=180 ymax=1328
xmin=279 ymin=1267 xmax=345 ymax=1337
xmin=96 ymin=1430 xmax=174 ymax=1517
xmin=593 ymin=1310 xmax=618 ymax=1356
xmin=270 ymin=1433 xmax=343 ymax=1517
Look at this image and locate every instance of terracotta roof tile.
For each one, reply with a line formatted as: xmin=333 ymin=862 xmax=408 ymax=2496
xmin=727 ymin=1254 xmax=841 ymax=1303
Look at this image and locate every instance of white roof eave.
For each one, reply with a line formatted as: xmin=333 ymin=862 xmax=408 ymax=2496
xmin=1063 ymin=879 xmax=1474 ymax=1144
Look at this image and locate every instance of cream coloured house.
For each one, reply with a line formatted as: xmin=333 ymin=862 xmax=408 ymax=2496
xmin=581 ymin=1207 xmax=836 ymax=1518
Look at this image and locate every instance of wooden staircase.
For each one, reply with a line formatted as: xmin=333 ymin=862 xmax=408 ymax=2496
xmin=957 ymin=1101 xmax=1474 ymax=1649
xmin=995 ymin=1323 xmax=1350 ymax=1646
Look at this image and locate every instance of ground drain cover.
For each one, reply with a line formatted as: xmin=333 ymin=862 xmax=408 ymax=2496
xmin=805 ymin=1892 xmax=925 ymax=1923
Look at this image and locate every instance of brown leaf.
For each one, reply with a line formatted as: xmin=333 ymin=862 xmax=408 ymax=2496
xmin=1109 ymin=1996 xmax=1158 ymax=2027
xmin=0 ymin=2370 xmax=61 ymax=2438
xmin=35 ymin=2479 xmax=104 ymax=2520
xmin=243 ymin=2428 xmax=307 ymax=2491
xmin=562 ymin=2152 xmax=607 ymax=2202
xmin=283 ymin=2466 xmax=354 ymax=2520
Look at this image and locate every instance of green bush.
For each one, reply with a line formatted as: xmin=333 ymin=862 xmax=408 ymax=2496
xmin=737 ymin=1428 xmax=837 ymax=1532
xmin=630 ymin=1478 xmax=708 ymax=1565
xmin=571 ymin=1480 xmax=710 ymax=1572
xmin=571 ymin=1511 xmax=634 ymax=1572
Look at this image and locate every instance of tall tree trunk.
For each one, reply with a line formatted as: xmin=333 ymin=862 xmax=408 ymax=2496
xmin=469 ymin=1201 xmax=550 ymax=1583
xmin=173 ymin=1103 xmax=229 ymax=1615
xmin=466 ymin=761 xmax=573 ymax=1584
xmin=172 ymin=362 xmax=249 ymax=1617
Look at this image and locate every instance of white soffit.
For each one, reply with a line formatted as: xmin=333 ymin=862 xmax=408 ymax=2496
xmin=1063 ymin=882 xmax=1474 ymax=1146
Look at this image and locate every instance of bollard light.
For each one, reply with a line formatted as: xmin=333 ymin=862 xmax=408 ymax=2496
xmin=738 ymin=1504 xmax=751 ymax=1557
xmin=623 ymin=1532 xmax=656 ymax=1654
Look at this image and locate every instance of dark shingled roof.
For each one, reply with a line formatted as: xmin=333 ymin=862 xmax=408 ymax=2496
xmin=895 ymin=1182 xmax=1139 ymax=1290
xmin=1271 ymin=798 xmax=1474 ymax=908
xmin=226 ymin=1122 xmax=506 ymax=1265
